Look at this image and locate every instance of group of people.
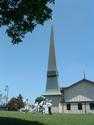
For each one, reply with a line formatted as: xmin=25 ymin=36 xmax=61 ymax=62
xmin=19 ymin=97 xmax=52 ymax=115
xmin=34 ymin=98 xmax=52 ymax=115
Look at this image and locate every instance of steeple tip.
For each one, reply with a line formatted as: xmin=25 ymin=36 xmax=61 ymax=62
xmin=51 ymin=14 xmax=54 ymax=23
xmin=48 ymin=24 xmax=57 ymax=72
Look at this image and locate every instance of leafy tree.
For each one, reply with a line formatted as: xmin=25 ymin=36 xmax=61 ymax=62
xmin=35 ymin=96 xmax=45 ymax=104
xmin=0 ymin=103 xmax=6 ymax=111
xmin=0 ymin=0 xmax=55 ymax=44
xmin=6 ymin=94 xmax=24 ymax=111
xmin=17 ymin=94 xmax=23 ymax=102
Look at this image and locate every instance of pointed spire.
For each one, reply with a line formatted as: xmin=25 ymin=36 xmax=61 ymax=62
xmin=48 ymin=25 xmax=57 ymax=72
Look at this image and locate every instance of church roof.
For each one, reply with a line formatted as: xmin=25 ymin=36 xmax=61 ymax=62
xmin=60 ymin=79 xmax=94 ymax=92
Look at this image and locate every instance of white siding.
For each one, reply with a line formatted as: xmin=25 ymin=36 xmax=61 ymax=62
xmin=64 ymin=81 xmax=94 ymax=102
xmin=63 ymin=103 xmax=94 ymax=114
xmin=64 ymin=103 xmax=83 ymax=114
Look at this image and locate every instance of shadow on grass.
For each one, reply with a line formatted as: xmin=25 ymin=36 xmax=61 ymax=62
xmin=0 ymin=117 xmax=46 ymax=125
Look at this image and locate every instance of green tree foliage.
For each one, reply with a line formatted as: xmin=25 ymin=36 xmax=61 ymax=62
xmin=0 ymin=0 xmax=55 ymax=44
xmin=35 ymin=96 xmax=44 ymax=104
xmin=6 ymin=94 xmax=24 ymax=111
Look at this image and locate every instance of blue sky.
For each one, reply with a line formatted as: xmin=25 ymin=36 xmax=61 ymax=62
xmin=0 ymin=0 xmax=94 ymax=103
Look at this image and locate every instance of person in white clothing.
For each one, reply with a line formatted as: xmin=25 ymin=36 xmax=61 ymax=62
xmin=47 ymin=100 xmax=52 ymax=115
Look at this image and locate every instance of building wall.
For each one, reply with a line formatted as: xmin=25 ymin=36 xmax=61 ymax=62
xmin=63 ymin=102 xmax=94 ymax=114
xmin=64 ymin=81 xmax=94 ymax=102
xmin=45 ymin=95 xmax=61 ymax=113
xmin=60 ymin=81 xmax=94 ymax=114
xmin=44 ymin=81 xmax=94 ymax=114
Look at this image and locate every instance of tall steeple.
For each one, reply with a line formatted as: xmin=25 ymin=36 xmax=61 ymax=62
xmin=45 ymin=25 xmax=61 ymax=95
xmin=48 ymin=25 xmax=57 ymax=72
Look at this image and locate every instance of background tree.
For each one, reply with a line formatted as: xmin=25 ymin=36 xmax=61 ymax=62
xmin=35 ymin=96 xmax=45 ymax=104
xmin=0 ymin=0 xmax=55 ymax=44
xmin=6 ymin=94 xmax=24 ymax=111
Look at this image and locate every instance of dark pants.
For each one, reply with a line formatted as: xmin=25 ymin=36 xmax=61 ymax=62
xmin=48 ymin=107 xmax=52 ymax=115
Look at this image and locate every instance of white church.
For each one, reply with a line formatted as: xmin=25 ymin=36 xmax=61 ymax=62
xmin=44 ymin=26 xmax=94 ymax=114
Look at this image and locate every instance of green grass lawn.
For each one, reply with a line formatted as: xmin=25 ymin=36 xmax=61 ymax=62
xmin=0 ymin=111 xmax=94 ymax=125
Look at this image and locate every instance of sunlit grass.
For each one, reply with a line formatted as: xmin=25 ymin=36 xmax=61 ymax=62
xmin=0 ymin=111 xmax=94 ymax=125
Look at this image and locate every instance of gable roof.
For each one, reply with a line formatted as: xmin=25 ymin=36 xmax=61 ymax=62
xmin=60 ymin=79 xmax=94 ymax=92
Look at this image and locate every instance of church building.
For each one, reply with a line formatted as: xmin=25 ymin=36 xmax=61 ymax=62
xmin=44 ymin=26 xmax=94 ymax=114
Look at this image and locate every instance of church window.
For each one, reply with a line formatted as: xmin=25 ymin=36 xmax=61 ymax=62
xmin=66 ymin=104 xmax=71 ymax=110
xmin=90 ymin=103 xmax=94 ymax=110
xmin=78 ymin=103 xmax=82 ymax=110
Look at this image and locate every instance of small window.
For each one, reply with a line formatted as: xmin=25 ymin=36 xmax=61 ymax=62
xmin=78 ymin=103 xmax=82 ymax=110
xmin=90 ymin=103 xmax=94 ymax=110
xmin=66 ymin=104 xmax=71 ymax=110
